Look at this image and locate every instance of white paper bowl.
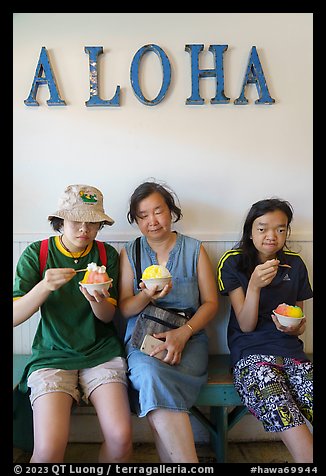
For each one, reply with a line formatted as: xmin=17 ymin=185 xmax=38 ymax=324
xmin=142 ymin=277 xmax=172 ymax=291
xmin=273 ymin=311 xmax=304 ymax=327
xmin=79 ymin=279 xmax=112 ymax=297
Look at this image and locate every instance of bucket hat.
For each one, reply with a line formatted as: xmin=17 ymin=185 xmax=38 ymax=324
xmin=48 ymin=184 xmax=114 ymax=225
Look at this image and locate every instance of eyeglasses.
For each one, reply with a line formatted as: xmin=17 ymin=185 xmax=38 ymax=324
xmin=70 ymin=221 xmax=101 ymax=230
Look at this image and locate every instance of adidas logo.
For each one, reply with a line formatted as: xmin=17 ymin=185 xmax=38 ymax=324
xmin=283 ymin=273 xmax=291 ymax=281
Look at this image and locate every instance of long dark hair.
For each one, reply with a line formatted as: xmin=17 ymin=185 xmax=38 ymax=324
xmin=235 ymin=198 xmax=294 ymax=276
xmin=127 ymin=181 xmax=183 ymax=224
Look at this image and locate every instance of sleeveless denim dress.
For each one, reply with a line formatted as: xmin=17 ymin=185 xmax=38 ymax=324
xmin=124 ymin=232 xmax=209 ymax=417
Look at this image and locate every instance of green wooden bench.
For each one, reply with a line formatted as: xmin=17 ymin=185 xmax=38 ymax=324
xmin=13 ymin=353 xmax=312 ymax=463
xmin=190 ymin=354 xmax=247 ymax=462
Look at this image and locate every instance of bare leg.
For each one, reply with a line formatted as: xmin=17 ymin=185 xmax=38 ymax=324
xmin=90 ymin=383 xmax=133 ymax=463
xmin=280 ymin=424 xmax=313 ymax=463
xmin=30 ymin=392 xmax=73 ymax=463
xmin=147 ymin=409 xmax=198 ymax=463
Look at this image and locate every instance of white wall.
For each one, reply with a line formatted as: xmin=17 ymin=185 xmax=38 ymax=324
xmin=13 ymin=13 xmax=313 ymax=241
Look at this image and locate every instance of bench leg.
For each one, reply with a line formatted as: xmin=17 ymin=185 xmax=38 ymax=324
xmin=209 ymin=406 xmax=228 ymax=463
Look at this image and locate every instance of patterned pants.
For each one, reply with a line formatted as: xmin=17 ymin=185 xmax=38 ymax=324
xmin=233 ymin=354 xmax=313 ymax=432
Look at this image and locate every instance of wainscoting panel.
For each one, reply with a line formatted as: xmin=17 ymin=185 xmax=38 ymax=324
xmin=13 ymin=237 xmax=313 ymax=355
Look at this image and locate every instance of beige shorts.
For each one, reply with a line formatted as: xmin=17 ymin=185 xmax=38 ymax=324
xmin=27 ymin=357 xmax=128 ymax=407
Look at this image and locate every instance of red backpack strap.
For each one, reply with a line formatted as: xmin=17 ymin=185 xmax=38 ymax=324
xmin=39 ymin=239 xmax=106 ymax=276
xmin=39 ymin=238 xmax=49 ymax=277
xmin=96 ymin=240 xmax=107 ymax=267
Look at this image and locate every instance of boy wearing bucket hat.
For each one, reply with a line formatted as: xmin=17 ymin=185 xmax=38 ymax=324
xmin=13 ymin=184 xmax=132 ymax=463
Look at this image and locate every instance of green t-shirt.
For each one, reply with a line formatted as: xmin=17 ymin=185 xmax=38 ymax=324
xmin=13 ymin=236 xmax=125 ymax=393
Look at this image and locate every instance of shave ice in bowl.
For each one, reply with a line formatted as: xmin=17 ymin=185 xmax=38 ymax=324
xmin=273 ymin=303 xmax=304 ymax=327
xmin=79 ymin=262 xmax=113 ymax=296
xmin=142 ymin=264 xmax=172 ymax=291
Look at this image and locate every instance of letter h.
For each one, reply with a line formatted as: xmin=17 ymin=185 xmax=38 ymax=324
xmin=185 ymin=44 xmax=229 ymax=105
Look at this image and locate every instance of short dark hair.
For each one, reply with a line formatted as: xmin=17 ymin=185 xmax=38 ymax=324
xmin=127 ymin=181 xmax=183 ymax=224
xmin=49 ymin=217 xmax=64 ymax=232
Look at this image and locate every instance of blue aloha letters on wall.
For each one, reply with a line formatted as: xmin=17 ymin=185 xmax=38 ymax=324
xmin=234 ymin=47 xmax=275 ymax=105
xmin=185 ymin=44 xmax=230 ymax=105
xmin=130 ymin=44 xmax=171 ymax=106
xmin=84 ymin=46 xmax=120 ymax=107
xmin=24 ymin=47 xmax=66 ymax=106
xmin=24 ymin=45 xmax=275 ymax=107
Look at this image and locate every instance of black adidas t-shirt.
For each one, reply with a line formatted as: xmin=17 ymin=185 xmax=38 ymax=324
xmin=217 ymin=250 xmax=313 ymax=366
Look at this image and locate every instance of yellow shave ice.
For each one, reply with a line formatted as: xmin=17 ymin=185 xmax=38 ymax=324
xmin=142 ymin=265 xmax=171 ymax=279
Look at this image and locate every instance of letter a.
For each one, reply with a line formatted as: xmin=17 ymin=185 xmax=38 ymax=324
xmin=24 ymin=47 xmax=66 ymax=106
xmin=234 ymin=46 xmax=275 ymax=105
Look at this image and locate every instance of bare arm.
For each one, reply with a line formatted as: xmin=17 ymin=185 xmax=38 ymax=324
xmin=79 ymin=285 xmax=117 ymax=323
xmin=13 ymin=268 xmax=76 ymax=327
xmin=118 ymin=247 xmax=171 ymax=318
xmin=184 ymin=244 xmax=219 ymax=333
xmin=228 ymin=259 xmax=279 ymax=332
xmin=153 ymin=245 xmax=219 ymax=365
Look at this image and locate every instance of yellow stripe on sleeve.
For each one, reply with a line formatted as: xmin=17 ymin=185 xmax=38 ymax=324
xmin=217 ymin=250 xmax=241 ymax=291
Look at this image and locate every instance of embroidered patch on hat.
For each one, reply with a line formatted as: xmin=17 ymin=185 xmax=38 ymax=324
xmin=79 ymin=190 xmax=98 ymax=204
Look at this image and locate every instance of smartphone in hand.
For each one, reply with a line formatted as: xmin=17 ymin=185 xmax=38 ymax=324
xmin=140 ymin=334 xmax=167 ymax=360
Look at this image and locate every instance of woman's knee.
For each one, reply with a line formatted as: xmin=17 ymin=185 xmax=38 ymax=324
xmin=104 ymin=417 xmax=132 ymax=446
xmin=103 ymin=426 xmax=133 ymax=459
